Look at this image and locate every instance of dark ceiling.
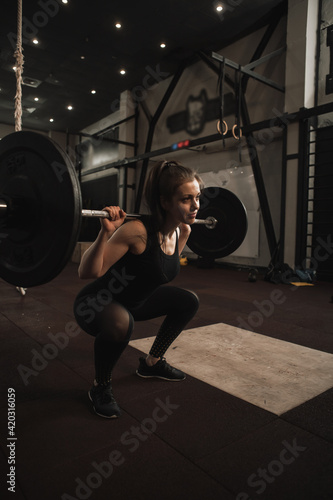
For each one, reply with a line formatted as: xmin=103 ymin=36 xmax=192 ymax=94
xmin=0 ymin=0 xmax=286 ymax=135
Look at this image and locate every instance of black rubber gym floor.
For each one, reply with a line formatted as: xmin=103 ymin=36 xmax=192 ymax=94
xmin=0 ymin=262 xmax=332 ymax=500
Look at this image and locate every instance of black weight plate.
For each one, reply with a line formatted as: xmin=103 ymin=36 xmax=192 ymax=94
xmin=0 ymin=131 xmax=82 ymax=287
xmin=187 ymin=187 xmax=248 ymax=259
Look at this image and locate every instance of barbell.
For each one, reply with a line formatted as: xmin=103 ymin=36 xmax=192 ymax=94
xmin=80 ymin=209 xmax=218 ymax=229
xmin=0 ymin=131 xmax=248 ymax=288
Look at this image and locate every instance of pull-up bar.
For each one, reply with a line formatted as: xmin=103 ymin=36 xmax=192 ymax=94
xmin=211 ymin=46 xmax=286 ymax=92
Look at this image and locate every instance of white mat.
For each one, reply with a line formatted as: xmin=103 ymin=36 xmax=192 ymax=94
xmin=130 ymin=323 xmax=333 ymax=415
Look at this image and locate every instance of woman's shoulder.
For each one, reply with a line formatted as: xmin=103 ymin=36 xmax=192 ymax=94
xmin=124 ymin=218 xmax=146 ymax=230
xmin=120 ymin=219 xmax=148 ymax=254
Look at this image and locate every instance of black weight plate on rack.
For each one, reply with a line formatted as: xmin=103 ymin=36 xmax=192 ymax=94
xmin=0 ymin=131 xmax=82 ymax=287
xmin=187 ymin=187 xmax=248 ymax=259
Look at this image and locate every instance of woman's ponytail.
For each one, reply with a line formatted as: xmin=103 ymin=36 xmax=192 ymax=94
xmin=143 ymin=160 xmax=203 ymax=234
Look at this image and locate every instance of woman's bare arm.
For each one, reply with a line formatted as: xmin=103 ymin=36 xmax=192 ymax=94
xmin=78 ymin=209 xmax=146 ymax=279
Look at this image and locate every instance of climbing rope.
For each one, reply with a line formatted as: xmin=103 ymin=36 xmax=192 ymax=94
xmin=14 ymin=0 xmax=24 ymax=131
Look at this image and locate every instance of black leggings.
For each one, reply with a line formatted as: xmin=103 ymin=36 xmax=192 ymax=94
xmin=74 ymin=286 xmax=199 ymax=385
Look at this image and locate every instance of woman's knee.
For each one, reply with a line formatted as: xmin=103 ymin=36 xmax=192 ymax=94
xmin=73 ymin=296 xmax=100 ymax=336
xmin=113 ymin=313 xmax=134 ymax=342
xmin=181 ymin=289 xmax=200 ymax=313
xmin=101 ymin=303 xmax=134 ymax=342
xmin=73 ymin=297 xmax=134 ymax=341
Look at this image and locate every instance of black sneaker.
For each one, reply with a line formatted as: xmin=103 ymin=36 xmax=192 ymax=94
xmin=136 ymin=357 xmax=186 ymax=381
xmin=88 ymin=383 xmax=121 ymax=418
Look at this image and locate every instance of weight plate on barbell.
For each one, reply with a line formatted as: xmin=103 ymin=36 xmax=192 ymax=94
xmin=0 ymin=131 xmax=82 ymax=287
xmin=187 ymin=187 xmax=248 ymax=259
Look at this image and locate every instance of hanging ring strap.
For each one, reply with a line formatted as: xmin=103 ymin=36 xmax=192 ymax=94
xmin=238 ymin=64 xmax=242 ymax=139
xmin=233 ymin=65 xmax=240 ymax=138
xmin=232 ymin=124 xmax=242 ymax=140
xmin=14 ymin=0 xmax=24 ymax=132
xmin=232 ymin=65 xmax=243 ymax=148
xmin=217 ymin=120 xmax=228 ymax=135
xmin=237 ymin=64 xmax=242 ymax=132
xmin=217 ymin=57 xmax=227 ymax=144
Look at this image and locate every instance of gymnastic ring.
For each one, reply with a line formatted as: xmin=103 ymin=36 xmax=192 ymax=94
xmin=217 ymin=120 xmax=228 ymax=136
xmin=232 ymin=124 xmax=242 ymax=140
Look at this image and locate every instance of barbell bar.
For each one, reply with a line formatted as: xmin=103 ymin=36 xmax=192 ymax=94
xmin=0 ymin=203 xmax=217 ymax=228
xmin=80 ymin=209 xmax=218 ymax=228
xmin=0 ymin=131 xmax=248 ymax=288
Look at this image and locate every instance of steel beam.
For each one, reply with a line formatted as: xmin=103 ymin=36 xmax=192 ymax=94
xmin=211 ymin=51 xmax=285 ymax=93
xmin=134 ymin=61 xmax=187 ymax=212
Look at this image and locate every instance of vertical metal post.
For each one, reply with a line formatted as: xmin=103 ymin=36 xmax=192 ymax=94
xmin=240 ymin=93 xmax=278 ymax=256
xmin=279 ymin=125 xmax=288 ymax=264
xmin=295 ymin=118 xmax=310 ymax=266
xmin=134 ymin=61 xmax=187 ymax=212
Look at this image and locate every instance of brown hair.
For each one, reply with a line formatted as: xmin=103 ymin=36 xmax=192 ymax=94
xmin=143 ymin=160 xmax=203 ymax=233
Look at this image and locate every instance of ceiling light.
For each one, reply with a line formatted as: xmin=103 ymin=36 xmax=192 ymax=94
xmin=67 ymin=105 xmax=73 ymax=110
xmin=216 ymin=5 xmax=223 ymax=12
xmin=49 ymin=118 xmax=54 ymax=122
xmin=81 ymin=55 xmax=85 ymax=60
xmin=13 ymin=66 xmax=17 ymax=71
xmin=34 ymin=97 xmax=39 ymax=101
xmin=22 ymin=76 xmax=42 ymax=87
xmin=160 ymin=43 xmax=166 ymax=48
xmin=115 ymin=23 xmax=122 ymax=29
xmin=120 ymin=69 xmax=126 ymax=75
xmin=91 ymin=89 xmax=96 ymax=94
xmin=62 ymin=0 xmax=68 ymax=4
xmin=32 ymin=38 xmax=39 ymax=45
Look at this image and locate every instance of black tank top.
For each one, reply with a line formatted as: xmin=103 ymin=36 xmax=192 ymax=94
xmin=77 ymin=217 xmax=180 ymax=308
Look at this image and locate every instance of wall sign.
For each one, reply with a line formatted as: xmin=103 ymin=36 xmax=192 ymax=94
xmin=166 ymin=89 xmax=234 ymax=136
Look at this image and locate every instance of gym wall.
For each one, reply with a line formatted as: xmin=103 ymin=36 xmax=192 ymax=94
xmin=128 ymin=18 xmax=287 ymax=268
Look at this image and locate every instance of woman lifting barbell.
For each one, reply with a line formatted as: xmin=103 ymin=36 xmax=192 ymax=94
xmin=73 ymin=160 xmax=202 ymax=418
